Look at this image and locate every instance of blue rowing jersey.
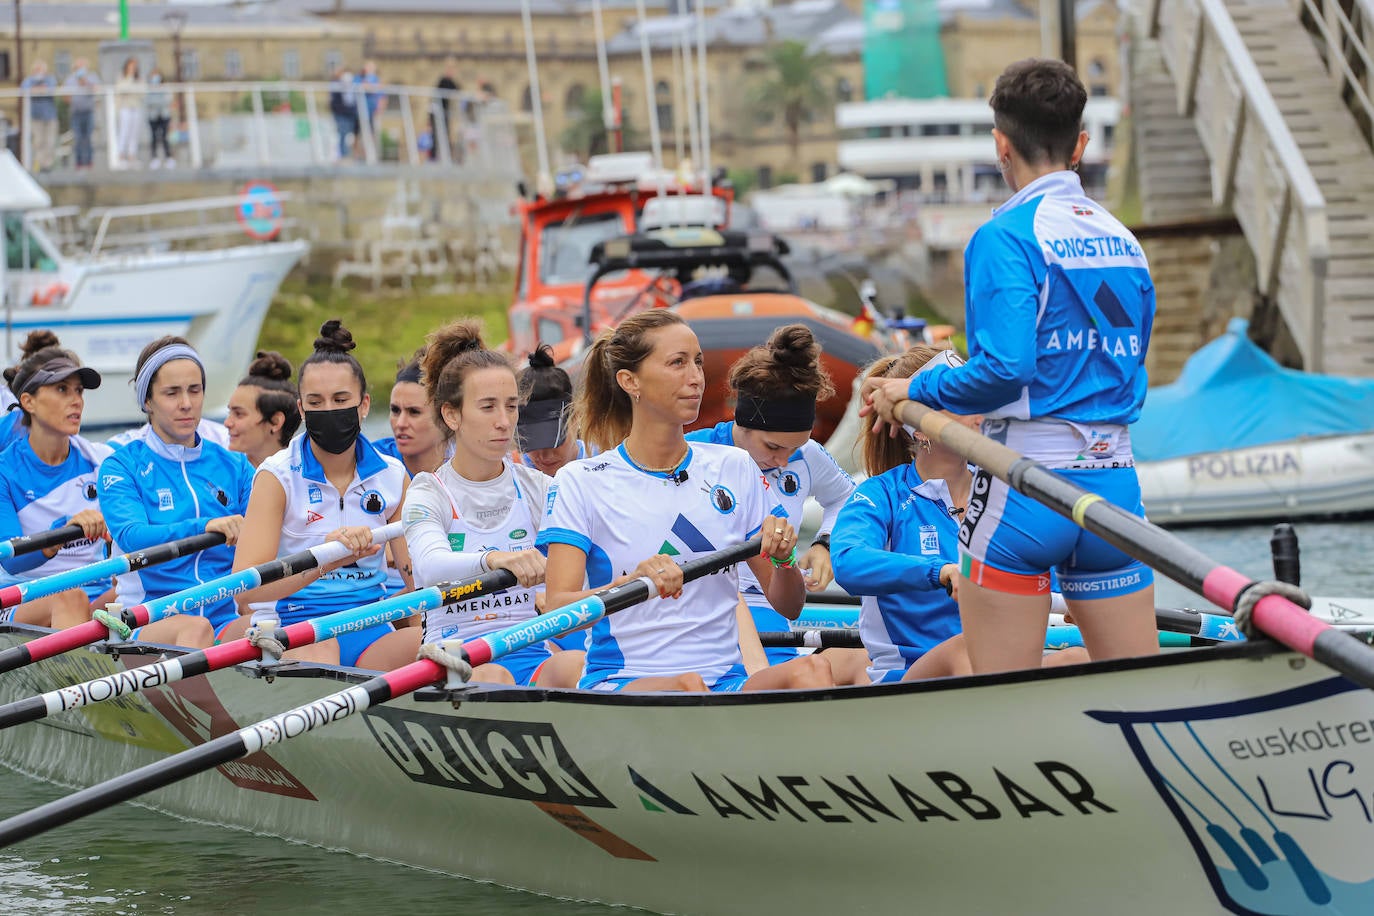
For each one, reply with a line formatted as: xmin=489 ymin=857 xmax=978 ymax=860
xmin=97 ymin=432 xmax=254 ymax=629
xmin=908 ymin=171 xmax=1154 ymax=425
xmin=0 ymin=410 xmax=25 ymax=454
xmin=0 ymin=435 xmax=113 ymax=585
xmin=831 ymin=463 xmax=963 ymax=677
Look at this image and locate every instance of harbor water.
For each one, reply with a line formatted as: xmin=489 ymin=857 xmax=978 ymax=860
xmin=2 ymin=518 xmax=1373 ymax=913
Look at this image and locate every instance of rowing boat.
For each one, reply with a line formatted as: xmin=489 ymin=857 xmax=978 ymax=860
xmin=0 ymin=622 xmax=1368 ymax=915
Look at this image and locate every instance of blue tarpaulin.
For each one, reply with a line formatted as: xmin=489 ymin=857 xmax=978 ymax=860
xmin=1134 ymin=318 xmax=1374 ymax=461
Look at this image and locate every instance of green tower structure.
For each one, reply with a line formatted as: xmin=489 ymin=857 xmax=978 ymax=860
xmin=863 ymin=0 xmax=949 ymax=99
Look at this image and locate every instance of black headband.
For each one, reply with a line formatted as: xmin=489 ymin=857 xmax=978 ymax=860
xmin=395 ymin=365 xmax=422 ymax=385
xmin=734 ymin=393 xmax=816 ymax=433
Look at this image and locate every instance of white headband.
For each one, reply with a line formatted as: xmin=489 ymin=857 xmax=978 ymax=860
xmin=134 ymin=343 xmax=205 ymax=411
xmin=904 ymin=348 xmax=965 ymax=437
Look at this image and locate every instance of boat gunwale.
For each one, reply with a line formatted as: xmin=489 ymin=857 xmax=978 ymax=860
xmin=0 ymin=621 xmax=1297 ymax=709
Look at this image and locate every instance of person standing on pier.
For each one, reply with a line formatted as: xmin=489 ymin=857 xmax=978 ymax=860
xmin=21 ymin=61 xmax=58 ymax=173
xmin=864 ymin=58 xmax=1160 ymax=674
xmin=114 ymin=58 xmax=145 ymax=168
xmin=62 ymin=59 xmax=100 ymax=170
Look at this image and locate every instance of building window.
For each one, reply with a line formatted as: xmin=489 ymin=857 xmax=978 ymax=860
xmin=182 ymin=49 xmax=201 ymax=80
xmin=565 ymin=83 xmax=585 ymax=113
xmin=324 ymin=49 xmax=344 ymax=76
xmin=224 ymin=50 xmax=243 ymax=80
xmin=758 ymin=164 xmax=773 ymax=189
xmin=655 ymin=80 xmax=673 ymax=132
xmin=835 ymin=76 xmax=852 ymax=103
xmin=811 ymin=162 xmax=827 ymax=183
xmin=282 ymin=49 xmax=301 ymax=80
xmin=0 ymin=51 xmax=9 ymax=82
xmin=52 ymin=52 xmax=73 ymax=81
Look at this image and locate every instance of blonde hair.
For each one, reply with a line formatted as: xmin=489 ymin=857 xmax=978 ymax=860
xmin=861 ymin=343 xmax=946 ymax=478
xmin=574 ymin=310 xmax=687 ymax=451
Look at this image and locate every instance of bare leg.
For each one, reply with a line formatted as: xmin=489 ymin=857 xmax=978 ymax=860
xmin=621 ymin=673 xmax=709 ymax=692
xmin=1043 ymin=646 xmax=1092 ymax=666
xmin=283 ymin=638 xmax=340 ymax=665
xmin=743 ymin=654 xmax=833 ymax=690
xmin=1063 ymin=584 xmax=1160 ymax=661
xmin=355 ymin=627 xmax=421 ymax=671
xmin=218 ymin=616 xmax=252 ymax=643
xmin=140 ymin=615 xmax=214 ymax=649
xmin=470 ymin=663 xmax=516 ymax=685
xmin=902 ymin=634 xmax=974 ymax=681
xmin=820 ymin=647 xmax=871 ymax=686
xmin=536 ymin=649 xmax=585 ymax=688
xmin=958 ymin=577 xmax=1051 ymax=674
xmin=14 ymin=590 xmax=92 ymax=629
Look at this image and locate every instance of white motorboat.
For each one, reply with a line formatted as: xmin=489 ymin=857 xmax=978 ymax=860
xmin=0 ymin=152 xmax=307 ymax=429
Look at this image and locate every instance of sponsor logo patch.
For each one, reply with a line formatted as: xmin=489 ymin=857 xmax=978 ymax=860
xmin=156 ymin=488 xmax=175 ymax=511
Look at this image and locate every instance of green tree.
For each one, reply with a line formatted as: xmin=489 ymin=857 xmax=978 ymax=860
xmin=748 ymin=41 xmax=835 ymax=170
xmin=560 ymin=89 xmax=639 ymax=160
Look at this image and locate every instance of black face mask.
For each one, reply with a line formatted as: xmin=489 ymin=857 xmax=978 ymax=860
xmin=304 ymin=406 xmax=361 ymax=455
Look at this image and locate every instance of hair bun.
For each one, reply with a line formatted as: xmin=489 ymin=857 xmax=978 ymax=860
xmin=769 ymin=324 xmax=820 ymax=369
xmin=249 ymin=350 xmax=293 ymax=382
xmin=2 ymin=366 xmax=17 ymax=386
xmin=313 ymin=319 xmax=357 ymax=354
xmin=20 ymin=330 xmax=61 ymax=359
xmin=527 ymin=344 xmax=556 ymax=369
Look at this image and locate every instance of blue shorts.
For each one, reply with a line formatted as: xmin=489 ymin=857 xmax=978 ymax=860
xmin=548 ymin=631 xmax=588 ymax=652
xmin=580 ymin=663 xmax=749 ymax=693
xmin=335 ymin=623 xmax=394 ymax=668
xmin=490 ymin=643 xmax=552 ymax=686
xmin=960 ymin=465 xmax=1153 ymax=599
xmin=869 ymin=667 xmax=906 ymax=685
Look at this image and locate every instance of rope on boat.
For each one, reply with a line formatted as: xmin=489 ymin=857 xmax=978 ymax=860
xmin=247 ymin=622 xmax=286 ymax=662
xmin=1234 ymin=580 xmax=1311 ymax=640
xmin=416 ymin=641 xmax=472 ymax=687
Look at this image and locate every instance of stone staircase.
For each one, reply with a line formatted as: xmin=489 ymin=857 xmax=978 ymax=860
xmin=1223 ymin=0 xmax=1374 ymax=375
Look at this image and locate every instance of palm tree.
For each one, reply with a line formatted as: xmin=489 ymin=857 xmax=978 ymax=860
xmin=560 ymin=89 xmax=639 ymax=160
xmin=749 ymin=40 xmax=835 ymax=170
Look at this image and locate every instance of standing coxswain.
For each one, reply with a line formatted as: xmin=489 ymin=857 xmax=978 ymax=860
xmin=864 ymin=58 xmax=1159 ymax=673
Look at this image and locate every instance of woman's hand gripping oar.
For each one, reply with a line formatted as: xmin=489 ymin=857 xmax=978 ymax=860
xmin=0 ymin=524 xmax=402 ymax=676
xmin=0 ymin=525 xmax=88 ymax=563
xmin=0 ymin=568 xmax=518 ymax=731
xmin=879 ymin=393 xmax=1374 ymax=691
xmin=0 ymin=536 xmax=761 ymax=848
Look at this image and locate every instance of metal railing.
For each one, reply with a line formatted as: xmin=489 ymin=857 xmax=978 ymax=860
xmin=0 ymin=79 xmax=523 ymax=178
xmin=1148 ymin=0 xmax=1331 ymax=371
xmin=1292 ymin=0 xmax=1374 ymax=150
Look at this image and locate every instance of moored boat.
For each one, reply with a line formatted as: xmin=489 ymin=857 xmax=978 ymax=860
xmin=1136 ymin=319 xmax=1374 ymax=525
xmin=0 ymin=623 xmax=1369 ymax=915
xmin=0 ymin=152 xmax=308 ymax=429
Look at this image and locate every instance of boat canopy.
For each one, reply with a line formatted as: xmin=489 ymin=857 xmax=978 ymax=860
xmin=587 ymin=228 xmax=792 ymax=284
xmin=1135 ymin=318 xmax=1374 ymax=461
xmin=0 ymin=152 xmax=52 ymax=211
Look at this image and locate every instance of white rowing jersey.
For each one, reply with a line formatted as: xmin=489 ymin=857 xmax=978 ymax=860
xmin=0 ymin=434 xmax=113 ymax=579
xmin=251 ymin=433 xmax=405 ymax=625
xmin=403 ymin=459 xmax=549 ymax=644
xmin=538 ymin=441 xmax=778 ymax=682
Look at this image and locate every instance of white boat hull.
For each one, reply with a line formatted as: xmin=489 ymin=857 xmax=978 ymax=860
xmin=1 ymin=627 xmax=1371 ymax=915
xmin=4 ymin=241 xmax=308 ymax=429
xmin=1138 ymin=434 xmax=1374 ymax=525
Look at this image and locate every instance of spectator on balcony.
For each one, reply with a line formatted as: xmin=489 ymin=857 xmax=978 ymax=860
xmin=356 ymin=60 xmax=386 ymax=145
xmin=21 ymin=61 xmax=58 ymax=173
xmin=146 ymin=68 xmax=174 ymax=170
xmin=114 ymin=57 xmax=145 ymax=168
xmin=430 ymin=58 xmax=460 ymax=162
xmin=329 ymin=68 xmax=359 ymax=161
xmin=62 ymin=58 xmax=100 ymax=170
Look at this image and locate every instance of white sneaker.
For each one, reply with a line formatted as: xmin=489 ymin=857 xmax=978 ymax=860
xmin=165 ymin=157 xmax=176 ymax=169
xmin=149 ymin=158 xmax=162 ymax=170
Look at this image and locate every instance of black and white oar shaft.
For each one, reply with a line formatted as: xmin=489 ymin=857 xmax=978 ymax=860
xmin=0 ymin=525 xmax=86 ymax=563
xmin=0 ymin=568 xmax=517 ymax=731
xmin=0 ymin=537 xmax=760 ymax=848
xmin=895 ymin=400 xmax=1374 ymax=689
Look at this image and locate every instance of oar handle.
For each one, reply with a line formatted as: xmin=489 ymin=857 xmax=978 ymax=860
xmin=896 ymin=399 xmax=1374 ymax=690
xmin=0 ymin=525 xmax=86 ymax=562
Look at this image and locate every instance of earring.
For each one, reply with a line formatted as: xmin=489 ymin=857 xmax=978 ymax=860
xmin=917 ymin=436 xmax=933 ymax=453
xmin=1069 ymin=160 xmax=1080 ymax=172
xmin=633 ymin=392 xmax=641 ymax=403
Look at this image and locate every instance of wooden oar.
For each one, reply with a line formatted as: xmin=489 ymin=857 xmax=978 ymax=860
xmin=1 ymin=532 xmax=223 ymax=613
xmin=893 ymin=399 xmax=1374 ymax=689
xmin=0 ymin=524 xmax=401 ymax=676
xmin=0 ymin=568 xmax=518 ymax=731
xmin=0 ymin=537 xmax=760 ymax=848
xmin=0 ymin=525 xmax=86 ymax=563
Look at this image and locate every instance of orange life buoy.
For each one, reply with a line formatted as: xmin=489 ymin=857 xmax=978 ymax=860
xmin=30 ymin=283 xmax=68 ymax=306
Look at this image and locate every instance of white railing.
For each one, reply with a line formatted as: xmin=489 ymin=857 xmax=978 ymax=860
xmin=1148 ymin=0 xmax=1331 ymax=371
xmin=1291 ymin=0 xmax=1374 ymax=150
xmin=0 ymin=80 xmax=522 ymax=178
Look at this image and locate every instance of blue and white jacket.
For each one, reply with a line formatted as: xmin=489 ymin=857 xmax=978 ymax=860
xmin=907 ymin=171 xmax=1154 ymax=425
xmin=832 ymin=463 xmax=962 ymax=676
xmin=97 ymin=432 xmax=254 ymax=628
xmin=0 ymin=434 xmax=112 ymax=580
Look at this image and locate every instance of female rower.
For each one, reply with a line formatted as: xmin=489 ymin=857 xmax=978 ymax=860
xmin=395 ymin=320 xmax=580 ymax=685
xmin=97 ymin=337 xmax=253 ymax=647
xmin=515 ymin=344 xmax=596 ymax=476
xmin=0 ymin=331 xmax=52 ymax=454
xmin=224 ymin=350 xmax=301 ymax=468
xmin=0 ymin=338 xmax=111 ymax=629
xmin=685 ymin=324 xmax=855 ymax=670
xmin=540 ymin=310 xmax=833 ymax=693
xmin=864 ymin=58 xmax=1159 ymax=673
xmin=229 ymin=320 xmax=411 ymax=667
xmin=375 ymin=349 xmax=448 ymax=478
